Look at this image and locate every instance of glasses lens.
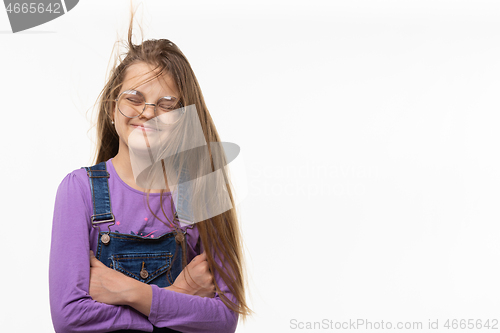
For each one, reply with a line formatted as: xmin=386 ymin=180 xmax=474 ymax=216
xmin=117 ymin=91 xmax=145 ymax=118
xmin=156 ymin=97 xmax=184 ymax=124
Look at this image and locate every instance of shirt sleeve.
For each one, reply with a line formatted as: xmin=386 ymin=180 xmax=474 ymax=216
xmin=148 ymin=238 xmax=239 ymax=333
xmin=49 ymin=171 xmax=154 ymax=333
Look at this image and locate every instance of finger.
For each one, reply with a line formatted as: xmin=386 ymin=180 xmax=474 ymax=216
xmin=189 ymin=257 xmax=197 ymax=266
xmin=89 ymin=255 xmax=106 ymax=267
xmin=191 ymin=251 xmax=207 ymax=265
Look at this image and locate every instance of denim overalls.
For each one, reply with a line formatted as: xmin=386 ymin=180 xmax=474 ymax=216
xmin=84 ymin=162 xmax=184 ymax=333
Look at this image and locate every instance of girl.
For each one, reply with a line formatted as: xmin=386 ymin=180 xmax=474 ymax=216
xmin=49 ymin=13 xmax=251 ymax=333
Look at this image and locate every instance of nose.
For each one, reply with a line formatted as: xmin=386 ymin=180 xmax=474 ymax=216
xmin=141 ymin=102 xmax=156 ymax=119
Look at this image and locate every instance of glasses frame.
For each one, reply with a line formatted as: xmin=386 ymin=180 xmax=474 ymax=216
xmin=114 ymin=89 xmax=185 ymax=120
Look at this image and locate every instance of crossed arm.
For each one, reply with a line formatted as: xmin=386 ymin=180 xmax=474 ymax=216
xmin=49 ymin=173 xmax=238 ymax=332
xmin=88 ymin=250 xmax=216 ymax=317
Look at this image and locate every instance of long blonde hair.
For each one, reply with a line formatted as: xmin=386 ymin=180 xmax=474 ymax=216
xmin=92 ymin=11 xmax=251 ymax=319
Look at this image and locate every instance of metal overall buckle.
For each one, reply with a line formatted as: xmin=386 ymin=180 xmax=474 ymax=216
xmin=91 ymin=213 xmax=116 ymax=245
xmin=86 ymin=169 xmax=110 ymax=178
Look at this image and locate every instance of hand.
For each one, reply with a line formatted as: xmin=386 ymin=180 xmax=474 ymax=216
xmin=168 ymin=251 xmax=216 ymax=298
xmin=89 ymin=250 xmax=146 ymax=306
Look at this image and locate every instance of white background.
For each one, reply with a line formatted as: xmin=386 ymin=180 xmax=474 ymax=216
xmin=1 ymin=0 xmax=500 ymax=332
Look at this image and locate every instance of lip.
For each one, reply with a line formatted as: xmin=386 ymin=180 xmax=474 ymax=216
xmin=131 ymin=124 xmax=157 ymax=132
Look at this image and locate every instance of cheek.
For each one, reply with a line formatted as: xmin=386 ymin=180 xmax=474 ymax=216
xmin=114 ymin=121 xmax=126 ymax=138
xmin=114 ymin=118 xmax=132 ymax=146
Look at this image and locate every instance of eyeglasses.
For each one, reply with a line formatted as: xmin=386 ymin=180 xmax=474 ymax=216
xmin=115 ymin=89 xmax=185 ymax=124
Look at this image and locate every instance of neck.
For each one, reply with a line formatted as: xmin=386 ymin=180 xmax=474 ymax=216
xmin=112 ymin=148 xmax=136 ymax=186
xmin=112 ymin=146 xmax=169 ymax=193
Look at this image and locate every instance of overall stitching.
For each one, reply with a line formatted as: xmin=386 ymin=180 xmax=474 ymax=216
xmin=113 ymin=255 xmax=173 ymax=283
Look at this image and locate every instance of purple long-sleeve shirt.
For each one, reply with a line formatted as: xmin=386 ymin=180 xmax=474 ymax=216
xmin=49 ymin=158 xmax=238 ymax=333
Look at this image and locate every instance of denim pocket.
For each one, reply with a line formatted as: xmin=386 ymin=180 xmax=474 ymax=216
xmin=111 ymin=252 xmax=174 ymax=286
xmin=96 ymin=231 xmax=184 ymax=288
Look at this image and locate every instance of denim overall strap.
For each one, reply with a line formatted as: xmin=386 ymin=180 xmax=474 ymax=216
xmin=82 ymin=162 xmax=115 ymax=226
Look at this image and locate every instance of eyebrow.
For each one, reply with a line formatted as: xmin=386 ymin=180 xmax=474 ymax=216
xmin=126 ymin=88 xmax=178 ymax=99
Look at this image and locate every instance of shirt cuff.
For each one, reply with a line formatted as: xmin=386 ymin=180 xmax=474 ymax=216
xmin=148 ymin=284 xmax=162 ymax=324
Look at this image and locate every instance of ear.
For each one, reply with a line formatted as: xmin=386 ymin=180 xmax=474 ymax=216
xmin=109 ymin=106 xmax=116 ymax=124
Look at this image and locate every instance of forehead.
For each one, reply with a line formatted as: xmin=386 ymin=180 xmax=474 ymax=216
xmin=121 ymin=62 xmax=179 ymax=96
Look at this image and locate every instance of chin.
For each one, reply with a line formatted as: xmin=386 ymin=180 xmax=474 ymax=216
xmin=127 ymin=127 xmax=167 ymax=156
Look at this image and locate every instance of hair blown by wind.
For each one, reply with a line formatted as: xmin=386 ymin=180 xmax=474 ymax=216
xmin=90 ymin=8 xmax=253 ymax=320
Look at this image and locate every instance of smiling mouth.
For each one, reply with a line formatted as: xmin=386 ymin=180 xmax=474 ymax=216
xmin=132 ymin=125 xmax=158 ymax=132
